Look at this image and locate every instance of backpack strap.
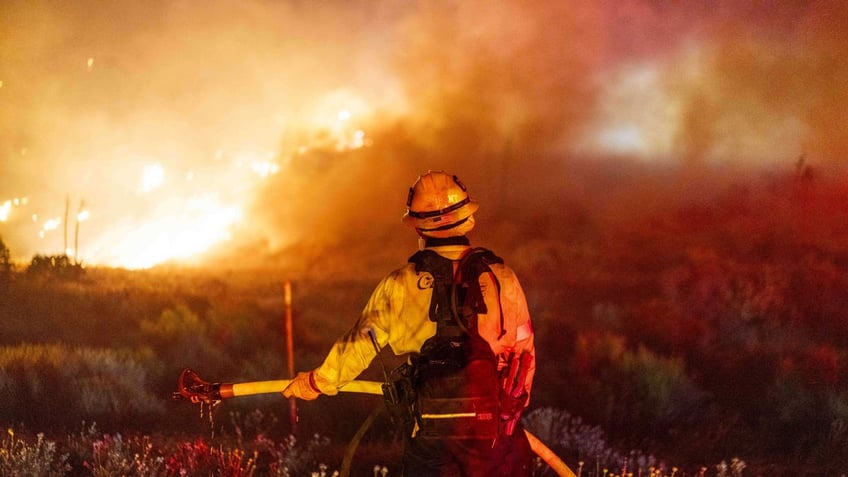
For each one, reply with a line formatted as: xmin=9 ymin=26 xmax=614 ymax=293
xmin=409 ymin=249 xmax=456 ymax=329
xmin=409 ymin=247 xmax=506 ymax=338
xmin=456 ymin=248 xmax=505 ymax=337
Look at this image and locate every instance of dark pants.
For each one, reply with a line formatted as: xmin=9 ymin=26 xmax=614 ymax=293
xmin=401 ymin=424 xmax=534 ymax=477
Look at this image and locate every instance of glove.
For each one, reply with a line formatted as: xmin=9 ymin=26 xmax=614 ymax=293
xmin=282 ymin=371 xmax=322 ymax=401
xmin=499 ymin=389 xmax=529 ymax=436
xmin=499 ymin=389 xmax=528 ymax=420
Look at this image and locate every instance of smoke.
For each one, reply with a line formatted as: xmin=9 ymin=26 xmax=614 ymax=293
xmin=392 ymin=1 xmax=605 ymax=154
xmin=243 ymin=0 xmax=610 ymax=267
xmin=656 ymin=1 xmax=848 ymax=165
xmin=1 ymin=0 xmax=845 ymax=268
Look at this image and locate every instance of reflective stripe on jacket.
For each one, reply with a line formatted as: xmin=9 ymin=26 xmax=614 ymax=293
xmin=313 ymin=244 xmax=536 ymax=401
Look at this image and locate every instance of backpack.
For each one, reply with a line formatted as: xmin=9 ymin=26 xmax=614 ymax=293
xmin=406 ymin=247 xmax=504 ymax=439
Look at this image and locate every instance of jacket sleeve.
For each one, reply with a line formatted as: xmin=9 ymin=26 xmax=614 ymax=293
xmin=486 ymin=264 xmax=536 ymax=401
xmin=311 ymin=270 xmax=404 ymax=395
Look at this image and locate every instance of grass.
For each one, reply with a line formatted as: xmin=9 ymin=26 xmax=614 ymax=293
xmin=1 ymin=421 xmax=340 ymax=477
xmin=4 ymin=167 xmax=848 ymax=474
xmin=0 ymin=414 xmax=755 ymax=477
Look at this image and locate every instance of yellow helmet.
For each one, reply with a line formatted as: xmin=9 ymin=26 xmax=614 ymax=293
xmin=402 ymin=170 xmax=479 ymax=237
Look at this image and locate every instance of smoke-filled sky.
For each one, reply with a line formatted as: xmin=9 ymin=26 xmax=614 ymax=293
xmin=1 ymin=0 xmax=846 ymax=268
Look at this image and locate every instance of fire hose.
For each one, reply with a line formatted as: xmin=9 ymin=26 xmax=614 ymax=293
xmin=173 ymin=368 xmax=575 ymax=477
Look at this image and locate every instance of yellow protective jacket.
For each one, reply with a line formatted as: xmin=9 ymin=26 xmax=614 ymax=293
xmin=312 ymin=244 xmax=535 ymax=402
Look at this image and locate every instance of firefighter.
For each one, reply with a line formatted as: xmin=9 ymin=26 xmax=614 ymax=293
xmin=283 ymin=170 xmax=536 ymax=477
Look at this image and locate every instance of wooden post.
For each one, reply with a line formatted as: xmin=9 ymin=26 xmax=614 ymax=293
xmin=63 ymin=194 xmax=69 ymax=256
xmin=74 ymin=200 xmax=84 ymax=265
xmin=284 ymin=281 xmax=297 ymax=432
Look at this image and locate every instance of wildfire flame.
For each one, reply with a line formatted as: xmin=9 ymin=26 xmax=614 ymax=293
xmin=89 ymin=196 xmax=243 ymax=269
xmin=3 ymin=101 xmax=372 ymax=269
xmin=0 ymin=201 xmax=11 ymax=223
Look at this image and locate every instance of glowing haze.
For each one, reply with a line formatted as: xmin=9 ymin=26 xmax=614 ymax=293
xmin=1 ymin=1 xmax=845 ymax=268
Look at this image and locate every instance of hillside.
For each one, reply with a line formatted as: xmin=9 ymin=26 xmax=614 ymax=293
xmin=1 ymin=165 xmax=847 ymax=475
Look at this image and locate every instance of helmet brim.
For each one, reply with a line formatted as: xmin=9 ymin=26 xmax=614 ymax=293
xmin=402 ymin=200 xmax=479 ymax=230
